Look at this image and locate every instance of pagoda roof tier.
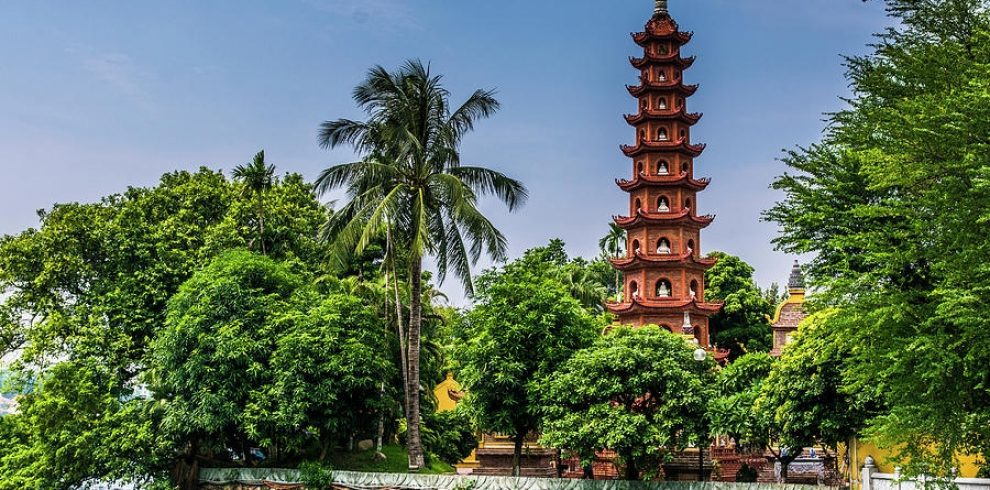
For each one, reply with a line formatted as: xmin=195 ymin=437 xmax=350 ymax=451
xmin=627 ymin=81 xmax=699 ymax=97
xmin=624 ymin=109 xmax=702 ymax=126
xmin=616 ymin=172 xmax=711 ymax=192
xmin=632 ymin=14 xmax=693 ymax=46
xmin=613 ymin=208 xmax=715 ymax=230
xmin=620 ymin=139 xmax=706 ymax=158
xmin=606 ymin=296 xmax=723 ymax=316
xmin=610 ymin=250 xmax=718 ymax=272
xmin=630 ymin=54 xmax=696 ymax=70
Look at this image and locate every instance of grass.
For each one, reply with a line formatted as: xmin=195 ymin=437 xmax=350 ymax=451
xmin=329 ymin=444 xmax=455 ymax=475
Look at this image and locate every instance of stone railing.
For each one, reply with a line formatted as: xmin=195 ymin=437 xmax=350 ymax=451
xmin=862 ymin=465 xmax=990 ymax=490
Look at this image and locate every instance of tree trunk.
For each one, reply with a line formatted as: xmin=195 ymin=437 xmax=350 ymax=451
xmin=623 ymin=451 xmax=639 ymax=481
xmin=258 ymin=197 xmax=266 ymax=255
xmin=387 ymin=227 xmax=412 ymax=430
xmin=376 ymin=381 xmax=386 ymax=453
xmin=780 ymin=453 xmax=795 ymax=483
xmin=405 ymin=258 xmax=426 ymax=471
xmin=512 ymin=433 xmax=524 ymax=477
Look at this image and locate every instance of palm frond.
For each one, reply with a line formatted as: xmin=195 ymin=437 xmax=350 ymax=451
xmin=448 ymin=166 xmax=528 ymax=211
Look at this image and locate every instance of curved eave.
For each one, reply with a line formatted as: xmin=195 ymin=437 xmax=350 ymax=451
xmin=630 ymin=55 xmax=696 ymax=70
xmin=632 ymin=30 xmax=693 ymax=47
xmin=627 ymin=83 xmax=699 ymax=97
xmin=606 ymin=297 xmax=722 ymax=316
xmin=624 ymin=110 xmax=702 ymax=126
xmin=620 ymin=139 xmax=706 ymax=158
xmin=610 ymin=252 xmax=718 ymax=271
xmin=615 ymin=173 xmax=711 ymax=192
xmin=613 ymin=210 xmax=716 ymax=230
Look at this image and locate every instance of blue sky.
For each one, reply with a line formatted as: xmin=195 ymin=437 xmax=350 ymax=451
xmin=0 ymin=0 xmax=891 ymax=304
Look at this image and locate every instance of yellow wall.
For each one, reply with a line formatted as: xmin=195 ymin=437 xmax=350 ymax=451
xmin=844 ymin=437 xmax=982 ymax=481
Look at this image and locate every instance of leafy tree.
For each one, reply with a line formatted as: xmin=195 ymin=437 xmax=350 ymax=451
xmin=540 ymin=326 xmax=714 ymax=481
xmin=704 ymin=252 xmax=773 ymax=359
xmin=764 ymin=0 xmax=990 ymax=476
xmin=598 ymin=223 xmax=626 ymax=296
xmin=708 ymin=352 xmax=775 ymax=449
xmin=422 ymin=407 xmax=478 ymax=466
xmin=455 ymin=242 xmax=601 ymax=475
xmin=150 ymin=250 xmax=302 ymax=466
xmin=0 ymin=168 xmax=325 ymax=487
xmin=232 ymin=150 xmax=277 ymax=255
xmin=756 ymin=311 xmax=879 ymax=480
xmin=246 ymin=287 xmax=394 ymax=462
xmin=315 ymin=60 xmax=528 ymax=470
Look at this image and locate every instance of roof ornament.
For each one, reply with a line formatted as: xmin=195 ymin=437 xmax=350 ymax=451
xmin=788 ymin=260 xmax=806 ymax=290
xmin=655 ymin=0 xmax=669 ymax=15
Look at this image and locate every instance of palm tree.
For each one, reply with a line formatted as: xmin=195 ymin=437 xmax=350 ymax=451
xmin=314 ymin=60 xmax=527 ymax=470
xmin=599 ymin=223 xmax=626 ymax=296
xmin=233 ymin=150 xmax=276 ymax=255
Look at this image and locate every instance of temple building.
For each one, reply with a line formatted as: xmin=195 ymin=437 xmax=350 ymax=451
xmin=770 ymin=261 xmax=807 ymax=357
xmin=607 ymin=0 xmax=722 ymax=346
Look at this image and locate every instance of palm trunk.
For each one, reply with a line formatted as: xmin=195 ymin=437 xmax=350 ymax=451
xmin=386 ymin=229 xmax=412 ymax=433
xmin=258 ymin=198 xmax=266 ymax=255
xmin=406 ymin=258 xmax=426 ymax=471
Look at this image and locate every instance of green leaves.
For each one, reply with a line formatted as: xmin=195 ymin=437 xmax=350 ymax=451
xmin=704 ymin=252 xmax=774 ymax=359
xmin=456 ymin=241 xmax=602 ymax=444
xmin=764 ymin=0 xmax=990 ymax=476
xmin=540 ymin=327 xmax=714 ymax=480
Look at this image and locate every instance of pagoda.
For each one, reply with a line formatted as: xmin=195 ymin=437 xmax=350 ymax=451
xmin=606 ymin=0 xmax=722 ymax=347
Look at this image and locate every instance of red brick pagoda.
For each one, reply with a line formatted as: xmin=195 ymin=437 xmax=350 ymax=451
xmin=607 ymin=0 xmax=722 ymax=347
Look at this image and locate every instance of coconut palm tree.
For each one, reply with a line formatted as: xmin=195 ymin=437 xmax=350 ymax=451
xmin=599 ymin=223 xmax=626 ymax=296
xmin=314 ymin=60 xmax=527 ymax=470
xmin=233 ymin=150 xmax=277 ymax=255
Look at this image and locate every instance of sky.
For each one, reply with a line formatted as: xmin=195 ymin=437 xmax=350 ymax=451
xmin=0 ymin=0 xmax=892 ymax=305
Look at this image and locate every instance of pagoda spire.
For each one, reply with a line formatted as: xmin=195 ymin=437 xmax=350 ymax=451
xmin=607 ymin=2 xmax=722 ymax=348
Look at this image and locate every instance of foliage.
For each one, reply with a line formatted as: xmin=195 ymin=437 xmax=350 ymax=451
xmin=704 ymin=252 xmax=774 ymax=359
xmin=0 ymin=166 xmax=327 ymax=486
xmin=456 ymin=240 xmax=601 ymax=474
xmin=763 ymin=0 xmax=990 ymax=476
xmin=757 ymin=311 xmax=878 ymax=452
xmin=298 ymin=461 xmax=334 ymax=490
xmin=708 ymin=352 xmax=775 ymax=446
xmin=422 ymin=407 xmax=478 ymax=466
xmin=315 ymin=59 xmax=527 ymax=469
xmin=540 ymin=326 xmax=714 ymax=480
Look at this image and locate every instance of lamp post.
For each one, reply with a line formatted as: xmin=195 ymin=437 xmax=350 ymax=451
xmin=693 ymin=347 xmax=707 ymax=482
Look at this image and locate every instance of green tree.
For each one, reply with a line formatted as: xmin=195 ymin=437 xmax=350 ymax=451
xmin=150 ymin=251 xmax=302 ymax=467
xmin=245 ymin=287 xmax=394 ymax=461
xmin=456 ymin=242 xmax=601 ymax=475
xmin=315 ymin=60 xmax=528 ymax=470
xmin=598 ymin=223 xmax=626 ymax=296
xmin=0 ymin=168 xmax=325 ymax=487
xmin=232 ymin=150 xmax=277 ymax=255
xmin=764 ymin=0 xmax=990 ymax=475
xmin=540 ymin=326 xmax=714 ymax=481
xmin=708 ymin=352 xmax=775 ymax=449
xmin=704 ymin=252 xmax=773 ymax=359
xmin=756 ymin=311 xmax=879 ymax=480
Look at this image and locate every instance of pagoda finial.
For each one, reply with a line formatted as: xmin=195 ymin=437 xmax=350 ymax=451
xmin=788 ymin=260 xmax=806 ymax=291
xmin=655 ymin=0 xmax=669 ymax=15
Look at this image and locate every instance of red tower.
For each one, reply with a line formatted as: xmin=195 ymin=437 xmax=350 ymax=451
xmin=606 ymin=0 xmax=722 ymax=346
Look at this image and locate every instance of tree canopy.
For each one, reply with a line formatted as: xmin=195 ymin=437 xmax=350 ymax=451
xmin=540 ymin=326 xmax=714 ymax=481
xmin=454 ymin=241 xmax=601 ymax=475
xmin=764 ymin=0 xmax=990 ymax=475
